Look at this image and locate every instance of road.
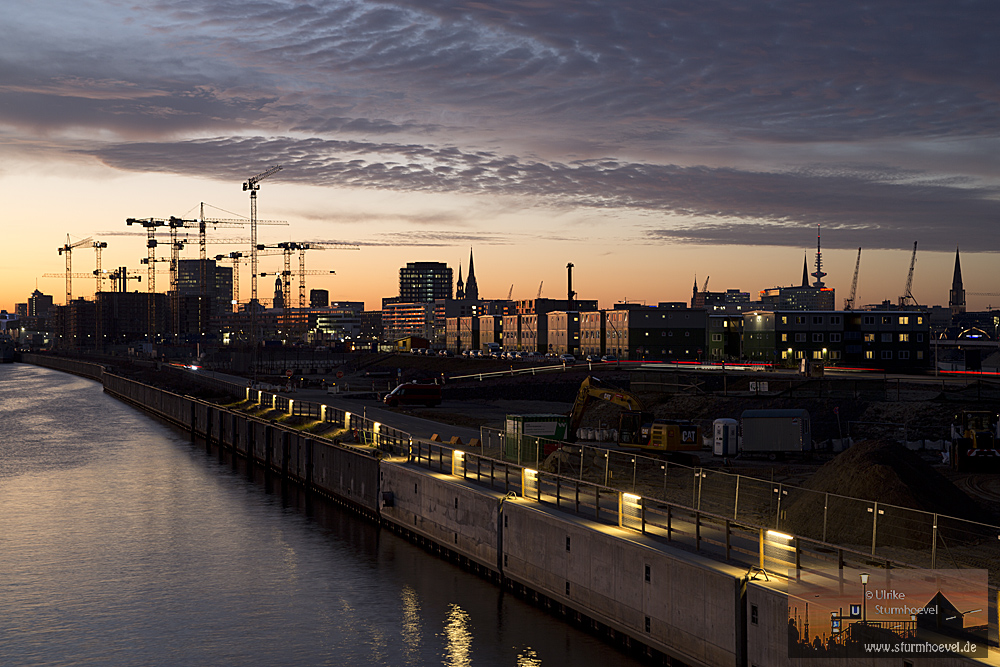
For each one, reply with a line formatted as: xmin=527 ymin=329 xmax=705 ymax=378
xmin=196 ymin=368 xmax=485 ymax=444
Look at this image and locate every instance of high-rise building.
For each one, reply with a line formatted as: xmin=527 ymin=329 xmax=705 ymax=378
xmin=29 ymin=290 xmax=54 ymax=318
xmin=310 ymin=289 xmax=329 ymax=308
xmin=399 ymin=262 xmax=453 ymax=302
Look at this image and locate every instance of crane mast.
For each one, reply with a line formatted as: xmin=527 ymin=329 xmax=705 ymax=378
xmin=242 ymin=165 xmax=282 ymax=307
xmin=844 ymin=247 xmax=861 ymax=310
xmin=57 ymin=235 xmax=93 ymax=305
xmin=899 ymin=241 xmax=918 ymax=307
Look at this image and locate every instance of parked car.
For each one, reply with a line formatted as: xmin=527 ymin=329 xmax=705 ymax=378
xmin=558 ymin=354 xmax=576 ymax=363
xmin=383 ymin=382 xmax=442 ymax=407
xmin=601 ymin=354 xmax=617 ymax=362
xmin=585 ymin=354 xmax=600 ymax=362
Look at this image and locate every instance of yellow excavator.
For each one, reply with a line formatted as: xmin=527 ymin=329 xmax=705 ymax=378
xmin=952 ymin=410 xmax=1000 ymax=472
xmin=568 ymin=376 xmax=701 ymax=463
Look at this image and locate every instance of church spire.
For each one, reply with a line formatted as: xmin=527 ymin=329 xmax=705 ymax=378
xmin=801 ymin=253 xmax=809 ymax=288
xmin=949 ymin=246 xmax=966 ymax=318
xmin=456 ymin=263 xmax=464 ymax=300
xmin=465 ymin=247 xmax=479 ymax=301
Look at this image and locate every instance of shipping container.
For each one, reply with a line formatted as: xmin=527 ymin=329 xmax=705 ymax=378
xmin=504 ymin=414 xmax=569 ymax=463
xmin=739 ymin=409 xmax=811 ymax=459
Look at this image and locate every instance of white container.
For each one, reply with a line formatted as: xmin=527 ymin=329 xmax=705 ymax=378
xmin=713 ymin=418 xmax=739 ymax=456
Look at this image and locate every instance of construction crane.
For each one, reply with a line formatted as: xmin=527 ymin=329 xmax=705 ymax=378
xmin=126 ymin=218 xmax=169 ymax=342
xmin=899 ymin=241 xmax=918 ymax=307
xmin=508 ymin=284 xmax=513 ymax=300
xmin=701 ymin=276 xmax=710 ymax=294
xmin=107 ymin=267 xmax=142 ymax=293
xmin=294 ymin=242 xmax=357 ymax=308
xmin=242 ymin=166 xmax=282 ymax=307
xmin=90 ymin=241 xmax=109 ymax=293
xmin=215 ymin=252 xmax=249 ymax=312
xmin=844 ymin=247 xmax=861 ymax=310
xmin=57 ymin=235 xmax=93 ymax=305
xmin=187 ymin=202 xmax=286 ymax=308
xmin=537 ymin=281 xmax=543 ymax=298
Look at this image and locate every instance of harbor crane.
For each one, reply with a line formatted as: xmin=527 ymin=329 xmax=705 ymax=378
xmin=844 ymin=247 xmax=861 ymax=310
xmin=899 ymin=241 xmax=918 ymax=307
xmin=57 ymin=235 xmax=93 ymax=305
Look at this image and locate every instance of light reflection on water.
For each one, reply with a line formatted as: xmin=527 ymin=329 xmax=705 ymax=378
xmin=0 ymin=364 xmax=644 ymax=666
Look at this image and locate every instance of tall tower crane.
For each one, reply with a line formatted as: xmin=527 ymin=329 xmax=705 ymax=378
xmin=844 ymin=247 xmax=861 ymax=310
xmin=189 ymin=202 xmax=286 ymax=301
xmin=91 ymin=241 xmax=109 ymax=294
xmin=899 ymin=241 xmax=918 ymax=307
xmin=126 ymin=217 xmax=168 ymax=342
xmin=215 ymin=252 xmax=249 ymax=313
xmin=57 ymin=235 xmax=93 ymax=305
xmin=294 ymin=242 xmax=357 ymax=308
xmin=243 ymin=166 xmax=282 ymax=381
xmin=242 ymin=166 xmax=282 ymax=307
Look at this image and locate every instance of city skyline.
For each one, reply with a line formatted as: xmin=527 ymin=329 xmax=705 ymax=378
xmin=2 ymin=1 xmax=999 ymax=312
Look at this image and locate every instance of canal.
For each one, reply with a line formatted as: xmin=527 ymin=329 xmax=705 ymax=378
xmin=0 ymin=364 xmax=644 ymax=666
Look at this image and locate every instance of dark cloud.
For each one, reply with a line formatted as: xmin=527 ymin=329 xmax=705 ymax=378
xmin=84 ymin=135 xmax=1000 ymax=252
xmin=6 ymin=0 xmax=997 ymax=143
xmin=312 ymin=231 xmax=514 ymax=247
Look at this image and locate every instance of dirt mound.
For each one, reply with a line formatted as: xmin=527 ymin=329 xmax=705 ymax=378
xmin=781 ymin=440 xmax=990 ymax=549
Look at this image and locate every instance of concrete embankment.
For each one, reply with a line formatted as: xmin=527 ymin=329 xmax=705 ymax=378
xmin=22 ymin=354 xmax=990 ymax=667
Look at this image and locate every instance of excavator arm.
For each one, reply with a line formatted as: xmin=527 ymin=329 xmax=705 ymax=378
xmin=568 ymin=376 xmax=645 ymax=436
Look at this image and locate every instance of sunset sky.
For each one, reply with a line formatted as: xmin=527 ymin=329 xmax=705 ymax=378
xmin=2 ymin=0 xmax=998 ymax=312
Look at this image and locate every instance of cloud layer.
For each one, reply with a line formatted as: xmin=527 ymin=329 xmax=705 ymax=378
xmin=3 ymin=0 xmax=999 ymax=252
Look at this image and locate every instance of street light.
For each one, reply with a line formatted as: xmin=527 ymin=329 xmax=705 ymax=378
xmin=860 ymin=572 xmax=869 ymax=625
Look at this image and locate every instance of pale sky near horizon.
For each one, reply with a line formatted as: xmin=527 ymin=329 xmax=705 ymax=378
xmin=2 ymin=0 xmax=999 ymax=312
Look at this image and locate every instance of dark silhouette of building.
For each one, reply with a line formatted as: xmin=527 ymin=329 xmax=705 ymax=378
xmin=310 ymin=289 xmax=329 ymax=308
xmin=464 ymin=248 xmax=479 ymax=301
xmin=272 ymin=277 xmax=284 ymax=310
xmin=399 ymin=262 xmax=453 ymax=302
xmin=29 ymin=289 xmax=55 ymax=318
xmin=950 ymin=246 xmax=966 ymax=319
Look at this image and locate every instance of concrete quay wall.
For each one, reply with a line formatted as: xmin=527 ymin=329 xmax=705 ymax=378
xmin=21 ymin=353 xmax=105 ymax=381
xmin=40 ymin=364 xmax=991 ymax=667
xmin=502 ymin=501 xmax=743 ymax=667
xmin=379 ymin=463 xmax=502 ymax=574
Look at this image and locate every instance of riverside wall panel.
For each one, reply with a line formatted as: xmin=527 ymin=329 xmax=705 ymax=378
xmin=312 ymin=443 xmax=379 ymax=514
xmin=379 ymin=463 xmax=500 ymax=572
xmin=502 ymin=501 xmax=742 ymax=667
xmin=21 ymin=354 xmax=105 ymax=381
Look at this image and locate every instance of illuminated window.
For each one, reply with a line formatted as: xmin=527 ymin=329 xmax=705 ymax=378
xmin=781 ymin=333 xmax=787 ymax=342
xmin=865 ymin=350 xmax=874 ymax=359
xmin=864 ymin=333 xmax=875 ymax=342
xmin=899 ymin=316 xmax=909 ymax=325
xmin=899 ymin=333 xmax=909 ymax=342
